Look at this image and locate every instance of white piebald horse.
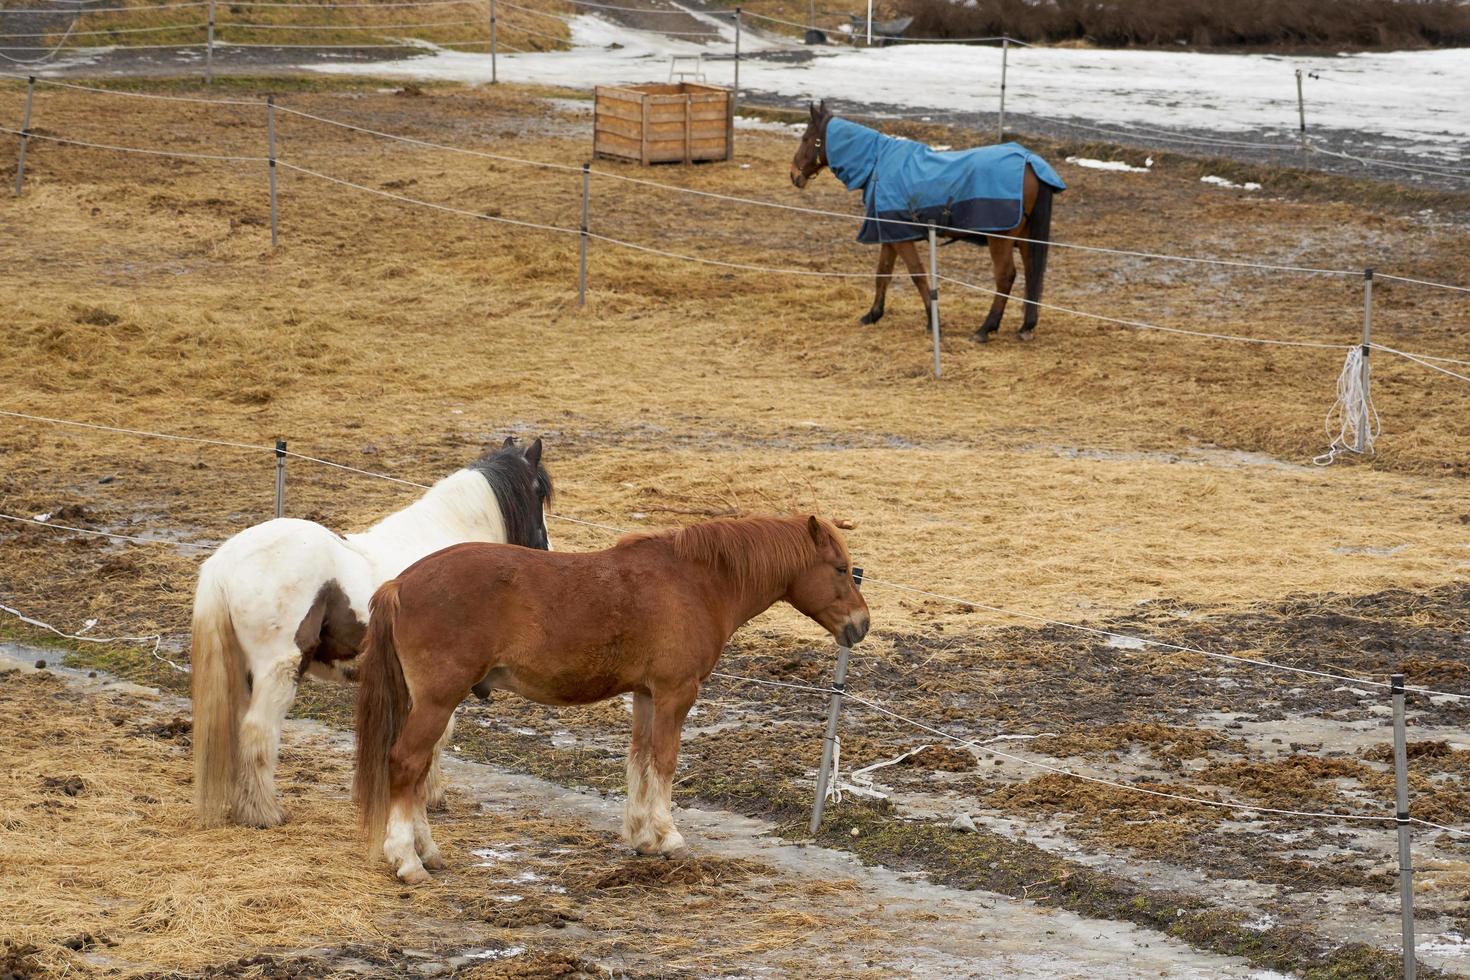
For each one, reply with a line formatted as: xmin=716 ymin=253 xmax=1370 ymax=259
xmin=191 ymin=437 xmax=552 ymax=828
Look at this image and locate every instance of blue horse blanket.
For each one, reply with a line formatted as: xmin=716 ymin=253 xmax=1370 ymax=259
xmin=824 ymin=118 xmax=1065 ymax=244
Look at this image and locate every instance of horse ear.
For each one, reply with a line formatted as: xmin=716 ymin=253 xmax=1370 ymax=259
xmin=818 ymin=99 xmax=828 ymax=117
xmin=501 ymin=435 xmax=516 ymax=449
xmin=807 ymin=514 xmax=826 ymax=545
xmin=809 ymin=101 xmax=818 ymax=121
xmin=524 ymin=437 xmax=543 ymax=469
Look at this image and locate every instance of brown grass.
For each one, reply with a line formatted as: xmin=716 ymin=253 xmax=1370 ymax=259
xmin=48 ymin=0 xmax=570 ymax=53
xmin=0 ymin=667 xmax=889 ymax=977
xmin=1 ymin=80 xmax=1468 ymax=653
xmin=892 ymin=0 xmax=1470 ymax=49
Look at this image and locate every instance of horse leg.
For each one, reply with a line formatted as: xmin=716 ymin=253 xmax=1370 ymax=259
xmin=232 ymin=654 xmax=297 ymax=828
xmin=383 ymin=696 xmax=457 ymax=884
xmin=1017 ymin=240 xmax=1038 ymax=340
xmin=623 ymin=691 xmax=657 ymax=852
xmin=424 ymin=709 xmax=455 ymax=811
xmin=860 ymin=243 xmax=896 ymax=326
xmin=639 ymin=681 xmax=699 ymax=857
xmin=973 ymin=237 xmax=1017 ymax=343
xmin=894 ymin=241 xmax=932 ymax=329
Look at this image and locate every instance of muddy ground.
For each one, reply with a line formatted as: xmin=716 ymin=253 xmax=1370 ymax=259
xmin=2 ymin=80 xmax=1469 ymax=977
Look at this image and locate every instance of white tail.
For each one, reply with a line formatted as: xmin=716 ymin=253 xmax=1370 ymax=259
xmin=191 ymin=566 xmax=245 ymax=826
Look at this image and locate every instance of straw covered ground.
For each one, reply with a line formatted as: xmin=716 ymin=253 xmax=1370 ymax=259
xmin=2 ymin=78 xmax=1470 ymax=976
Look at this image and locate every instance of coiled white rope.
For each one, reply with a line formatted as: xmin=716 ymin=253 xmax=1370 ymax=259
xmin=1313 ymin=346 xmax=1379 ymax=466
xmin=0 ymin=601 xmax=188 ymax=672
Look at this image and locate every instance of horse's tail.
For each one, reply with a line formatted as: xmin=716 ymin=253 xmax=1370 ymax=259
xmin=355 ymin=578 xmax=410 ymax=857
xmin=1025 ymin=173 xmax=1055 ymax=310
xmin=191 ymin=560 xmax=245 ymax=827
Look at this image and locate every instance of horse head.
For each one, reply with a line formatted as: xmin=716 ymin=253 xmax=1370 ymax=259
xmin=472 ymin=436 xmax=554 ymax=551
xmin=790 ymin=100 xmax=832 ymax=189
xmin=784 ymin=515 xmax=870 ymax=647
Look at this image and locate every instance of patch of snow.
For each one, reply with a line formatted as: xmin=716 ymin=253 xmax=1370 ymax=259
xmin=465 ymin=946 xmax=525 ymax=961
xmin=1105 ymin=634 xmax=1151 ymax=650
xmin=1066 ymin=156 xmax=1150 ymax=173
xmin=1201 ymin=175 xmax=1262 ymax=190
xmin=294 ymin=33 xmax=1467 ymax=168
xmin=470 ymin=847 xmax=517 ymax=865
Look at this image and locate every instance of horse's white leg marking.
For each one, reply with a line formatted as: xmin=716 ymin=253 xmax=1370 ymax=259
xmin=412 ymin=787 xmax=444 ymax=870
xmin=384 ymin=798 xmax=430 ymax=884
xmin=644 ymin=764 xmax=686 ymax=857
xmin=425 ymin=710 xmax=455 ymax=810
xmin=623 ymin=692 xmax=660 ymax=852
xmin=232 ymin=655 xmax=297 ymax=828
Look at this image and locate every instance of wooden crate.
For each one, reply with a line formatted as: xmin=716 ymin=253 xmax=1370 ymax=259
xmin=594 ymin=83 xmax=733 ymax=165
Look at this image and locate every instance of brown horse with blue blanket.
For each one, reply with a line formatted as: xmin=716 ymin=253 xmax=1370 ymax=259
xmin=791 ymin=101 xmax=1065 ymax=342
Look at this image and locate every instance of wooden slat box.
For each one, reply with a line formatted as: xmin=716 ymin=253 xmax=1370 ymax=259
xmin=594 ymin=82 xmax=733 ymax=165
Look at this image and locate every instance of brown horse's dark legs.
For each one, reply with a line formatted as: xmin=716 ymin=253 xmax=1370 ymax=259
xmin=860 ymin=243 xmax=897 ymax=325
xmin=973 ymin=237 xmax=1017 ymax=343
xmin=1017 ymin=241 xmax=1039 ymax=339
xmin=894 ymin=240 xmax=932 ymax=329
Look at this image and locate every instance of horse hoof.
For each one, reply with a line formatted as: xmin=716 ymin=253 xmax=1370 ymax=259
xmin=970 ymin=330 xmax=990 ymax=344
xmin=421 ymin=851 xmax=446 ymax=871
xmin=235 ymin=807 xmax=288 ymax=829
xmin=1018 ymin=330 xmax=1035 ymax=342
xmin=397 ymin=864 xmax=433 ymax=885
xmin=859 ymin=312 xmax=882 ymax=326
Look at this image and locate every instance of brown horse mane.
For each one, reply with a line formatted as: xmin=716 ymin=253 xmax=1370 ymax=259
xmin=622 ymin=515 xmax=847 ymax=595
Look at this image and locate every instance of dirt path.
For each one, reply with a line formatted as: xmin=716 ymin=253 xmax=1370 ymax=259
xmin=0 ymin=642 xmax=1291 ymax=978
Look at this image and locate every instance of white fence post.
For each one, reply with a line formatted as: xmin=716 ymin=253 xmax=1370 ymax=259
xmin=1358 ymin=268 xmax=1373 ymax=452
xmin=266 ymin=95 xmax=279 ymax=247
xmin=13 ymin=75 xmax=34 ymax=198
xmin=733 ymin=7 xmax=740 ymax=107
xmin=274 ymin=438 xmax=286 ymax=518
xmin=928 ymin=225 xmax=941 ymax=378
xmin=1392 ymin=673 xmax=1417 ymax=980
xmin=1295 ymin=68 xmax=1306 ymax=149
xmin=809 ymin=643 xmax=851 ymax=834
xmin=997 ymin=36 xmax=1008 ymax=142
xmin=489 ymin=0 xmax=498 ymax=84
xmin=578 ymin=162 xmax=590 ymax=306
xmin=206 ymin=0 xmax=216 ymax=85
xmin=809 ymin=566 xmax=862 ymax=835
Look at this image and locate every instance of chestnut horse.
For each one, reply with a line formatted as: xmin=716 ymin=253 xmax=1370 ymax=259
xmin=790 ymin=100 xmax=1063 ymax=343
xmin=354 ymin=515 xmax=870 ymax=884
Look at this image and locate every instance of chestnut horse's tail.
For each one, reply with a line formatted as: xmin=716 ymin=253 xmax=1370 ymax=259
xmin=354 ymin=578 xmax=409 ymax=857
xmin=1025 ymin=174 xmax=1055 ymax=311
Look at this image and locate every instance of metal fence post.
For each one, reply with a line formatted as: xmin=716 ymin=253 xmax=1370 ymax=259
xmin=266 ymin=95 xmax=279 ymax=247
xmin=1295 ymin=68 xmax=1306 ymax=149
xmin=997 ymin=36 xmax=1008 ymax=142
xmin=274 ymin=438 xmax=286 ymax=518
xmin=733 ymin=8 xmax=740 ymax=109
xmin=809 ymin=567 xmax=862 ymax=835
xmin=1359 ymin=268 xmax=1373 ymax=452
xmin=489 ymin=0 xmax=498 ymax=84
xmin=928 ymin=225 xmax=941 ymax=378
xmin=13 ymin=75 xmax=34 ymax=198
xmin=578 ymin=162 xmax=589 ymax=306
xmin=810 ymin=643 xmax=852 ymax=835
xmin=206 ymin=0 xmax=216 ymax=85
xmin=1392 ymin=673 xmax=1417 ymax=980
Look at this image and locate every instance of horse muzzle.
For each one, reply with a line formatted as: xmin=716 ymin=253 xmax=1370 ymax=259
xmin=838 ymin=614 xmax=870 ymax=648
xmin=790 ymin=167 xmax=808 ymax=189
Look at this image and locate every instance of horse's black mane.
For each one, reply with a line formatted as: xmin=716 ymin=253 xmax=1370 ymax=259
xmin=468 ymin=439 xmax=553 ymax=550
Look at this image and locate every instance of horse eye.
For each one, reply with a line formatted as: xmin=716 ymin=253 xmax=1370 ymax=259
xmin=836 ymin=564 xmax=848 ymax=574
